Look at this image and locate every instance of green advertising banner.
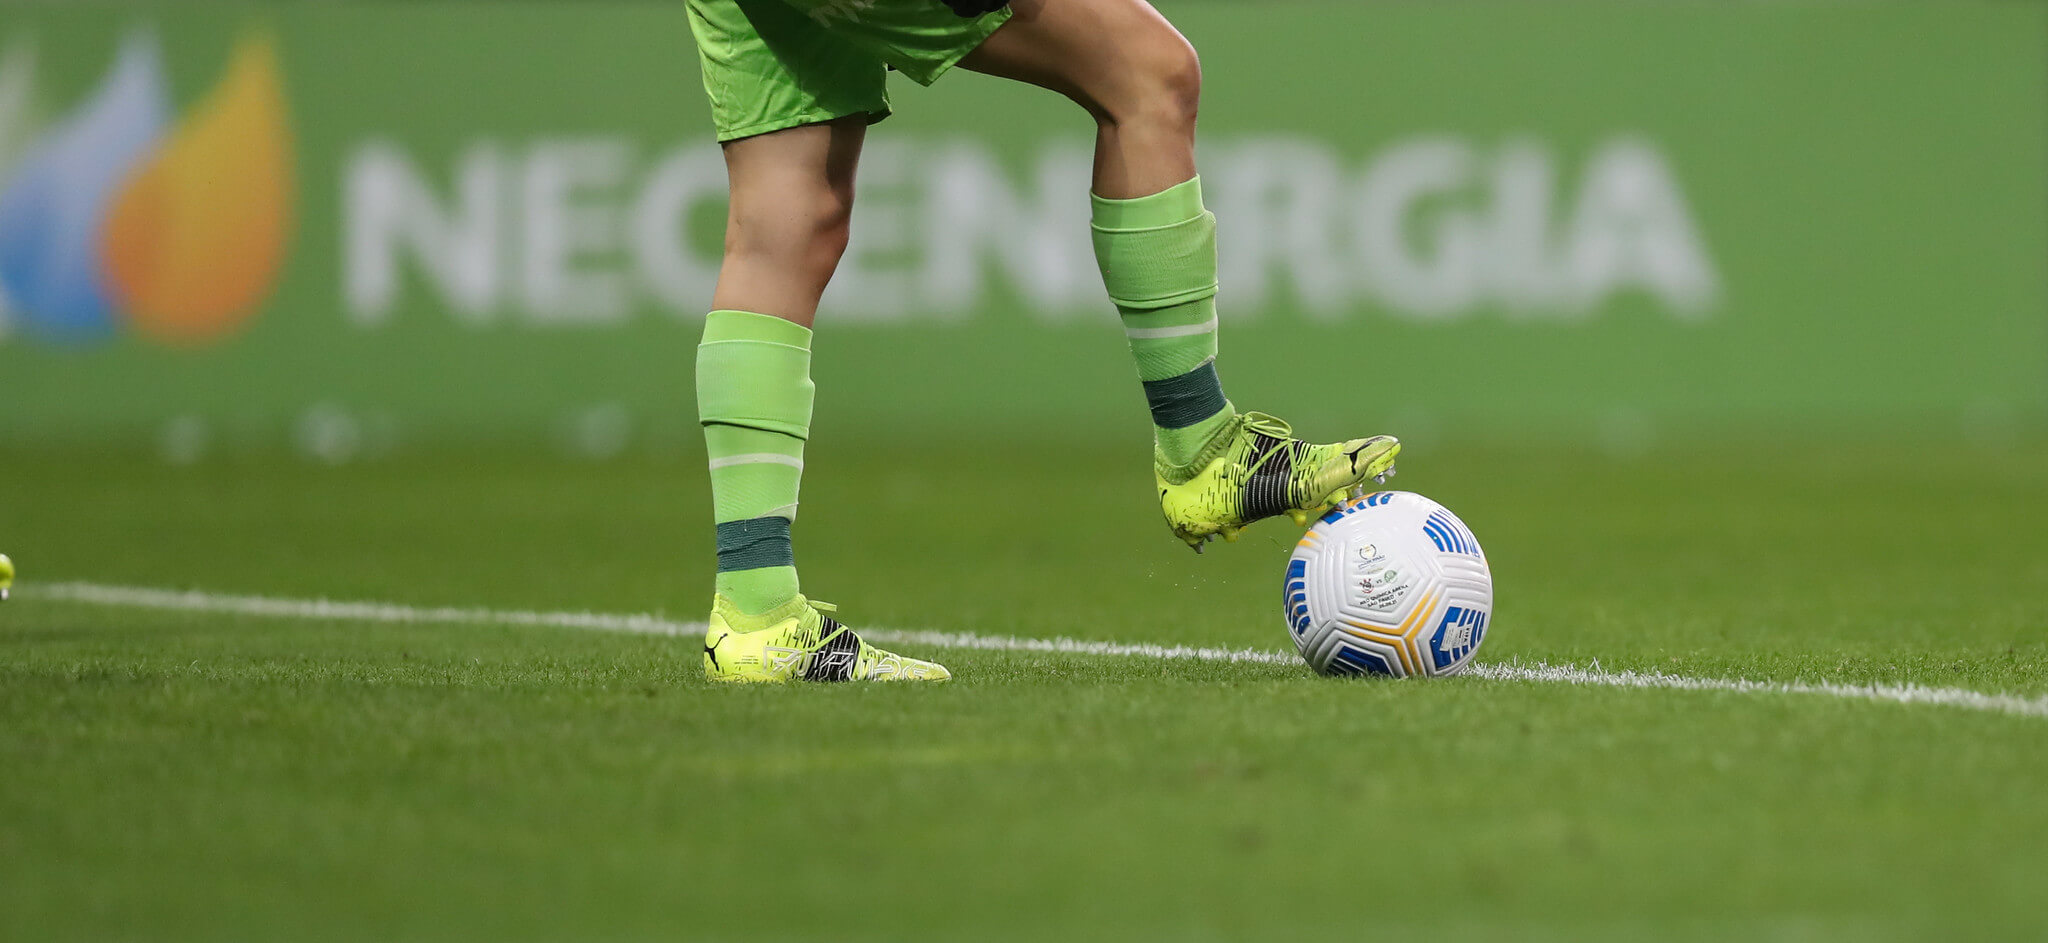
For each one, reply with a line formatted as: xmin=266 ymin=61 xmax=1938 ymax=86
xmin=1 ymin=2 xmax=2044 ymax=456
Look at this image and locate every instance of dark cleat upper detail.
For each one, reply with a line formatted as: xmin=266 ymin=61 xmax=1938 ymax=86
xmin=1240 ymin=431 xmax=1298 ymax=522
xmin=802 ymin=616 xmax=862 ymax=682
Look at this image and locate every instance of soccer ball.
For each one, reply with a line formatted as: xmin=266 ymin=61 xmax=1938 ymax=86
xmin=1283 ymin=491 xmax=1493 ymax=677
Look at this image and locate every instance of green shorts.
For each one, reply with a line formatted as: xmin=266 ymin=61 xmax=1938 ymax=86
xmin=686 ymin=0 xmax=1013 ymax=142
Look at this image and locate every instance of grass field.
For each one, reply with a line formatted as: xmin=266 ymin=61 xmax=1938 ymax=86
xmin=4 ymin=436 xmax=2047 ymax=941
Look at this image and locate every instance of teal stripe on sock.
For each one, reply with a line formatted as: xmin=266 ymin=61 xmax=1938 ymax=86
xmin=1142 ymin=361 xmax=1228 ymax=429
xmin=715 ymin=518 xmax=794 ymax=572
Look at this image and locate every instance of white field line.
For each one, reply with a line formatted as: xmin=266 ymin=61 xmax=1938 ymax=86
xmin=23 ymin=581 xmax=2048 ymax=720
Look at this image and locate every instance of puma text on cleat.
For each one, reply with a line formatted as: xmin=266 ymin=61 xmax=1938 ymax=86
xmin=702 ymin=594 xmax=950 ymax=683
xmin=1156 ymin=411 xmax=1398 ymax=551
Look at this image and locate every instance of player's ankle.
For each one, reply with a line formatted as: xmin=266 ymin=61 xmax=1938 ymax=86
xmin=714 ymin=567 xmax=801 ymax=617
xmin=1154 ymin=407 xmax=1240 ymax=484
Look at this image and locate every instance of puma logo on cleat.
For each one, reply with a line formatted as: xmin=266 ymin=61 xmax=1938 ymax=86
xmin=703 ymin=632 xmax=728 ymax=670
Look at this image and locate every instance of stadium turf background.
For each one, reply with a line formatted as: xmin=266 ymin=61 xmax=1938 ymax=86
xmin=4 ymin=438 xmax=2046 ymax=941
xmin=5 ymin=2 xmax=2048 ymax=938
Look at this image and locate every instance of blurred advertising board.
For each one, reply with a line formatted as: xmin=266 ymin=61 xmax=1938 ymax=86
xmin=2 ymin=2 xmax=2043 ymax=453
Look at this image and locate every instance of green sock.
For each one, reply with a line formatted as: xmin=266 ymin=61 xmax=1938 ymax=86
xmin=697 ymin=309 xmax=813 ymax=615
xmin=1091 ymin=176 xmax=1235 ymax=475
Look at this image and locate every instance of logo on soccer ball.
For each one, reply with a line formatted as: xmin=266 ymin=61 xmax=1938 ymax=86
xmin=1357 ymin=572 xmax=1411 ymax=614
xmin=1429 ymin=606 xmax=1488 ymax=672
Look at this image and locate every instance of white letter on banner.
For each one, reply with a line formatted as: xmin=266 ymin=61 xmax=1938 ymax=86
xmin=633 ymin=143 xmax=726 ymax=315
xmin=1561 ymin=137 xmax=1719 ymax=318
xmin=920 ymin=138 xmax=1095 ymax=319
xmin=343 ymin=139 xmax=503 ymax=326
xmin=1356 ymin=137 xmax=1483 ymax=318
xmin=1208 ymin=135 xmax=1351 ymax=322
xmin=520 ymin=139 xmax=631 ymax=324
xmin=1486 ymin=140 xmax=1565 ymax=315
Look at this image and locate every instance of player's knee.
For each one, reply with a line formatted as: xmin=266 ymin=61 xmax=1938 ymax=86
xmin=803 ymin=208 xmax=853 ymax=275
xmin=725 ymin=194 xmax=853 ymax=282
xmin=1154 ymin=38 xmax=1203 ymax=127
xmin=1101 ymin=32 xmax=1201 ymax=134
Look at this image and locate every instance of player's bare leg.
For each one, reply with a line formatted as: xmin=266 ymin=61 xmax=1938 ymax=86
xmin=961 ymin=0 xmax=1199 ymax=200
xmin=710 ymin=116 xmax=865 ymax=326
xmin=962 ymin=0 xmax=1399 ymax=551
xmin=698 ymin=117 xmax=947 ymax=681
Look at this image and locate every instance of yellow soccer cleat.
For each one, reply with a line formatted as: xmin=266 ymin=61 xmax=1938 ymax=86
xmin=702 ymin=594 xmax=950 ymax=683
xmin=1158 ymin=411 xmax=1399 ymax=551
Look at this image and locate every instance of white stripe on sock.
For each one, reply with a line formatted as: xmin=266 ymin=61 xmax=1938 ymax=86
xmin=707 ymin=453 xmax=804 ymax=471
xmin=1124 ymin=316 xmax=1218 ymax=340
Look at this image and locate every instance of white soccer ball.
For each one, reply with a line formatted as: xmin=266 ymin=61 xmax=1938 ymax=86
xmin=1284 ymin=491 xmax=1493 ymax=677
